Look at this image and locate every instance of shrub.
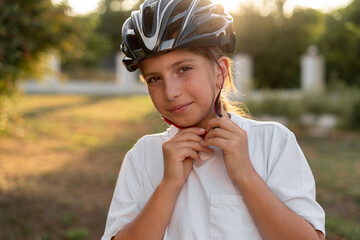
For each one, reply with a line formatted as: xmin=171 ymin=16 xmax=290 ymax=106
xmin=242 ymin=87 xmax=360 ymax=130
xmin=346 ymin=97 xmax=360 ymax=129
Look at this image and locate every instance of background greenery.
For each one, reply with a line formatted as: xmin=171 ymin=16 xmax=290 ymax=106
xmin=233 ymin=0 xmax=360 ymax=89
xmin=0 ymin=0 xmax=81 ymax=132
xmin=0 ymin=0 xmax=80 ymax=94
xmin=243 ymin=86 xmax=360 ymax=129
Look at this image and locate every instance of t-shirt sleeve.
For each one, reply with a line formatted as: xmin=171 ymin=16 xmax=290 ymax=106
xmin=266 ymin=130 xmax=325 ymax=236
xmin=101 ymin=145 xmax=146 ymax=240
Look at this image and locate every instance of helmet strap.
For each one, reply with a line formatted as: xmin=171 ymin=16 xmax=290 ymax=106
xmin=162 ymin=116 xmax=186 ymax=130
xmin=203 ymin=48 xmax=224 ymax=118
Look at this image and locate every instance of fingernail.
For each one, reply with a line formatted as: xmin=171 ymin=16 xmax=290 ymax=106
xmin=199 ymin=128 xmax=205 ymax=133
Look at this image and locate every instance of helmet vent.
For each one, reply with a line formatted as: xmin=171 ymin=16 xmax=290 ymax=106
xmin=195 ymin=17 xmax=225 ymax=35
xmin=163 ymin=20 xmax=182 ymax=41
xmin=143 ymin=5 xmax=155 ymax=37
xmin=127 ymin=35 xmax=142 ymax=54
xmin=173 ymin=0 xmax=192 ymax=15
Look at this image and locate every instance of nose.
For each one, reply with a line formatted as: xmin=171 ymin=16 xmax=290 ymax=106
xmin=163 ymin=76 xmax=181 ymax=101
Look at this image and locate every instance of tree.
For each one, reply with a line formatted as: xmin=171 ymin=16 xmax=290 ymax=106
xmin=318 ymin=0 xmax=360 ymax=87
xmin=0 ymin=0 xmax=81 ymax=131
xmin=61 ymin=13 xmax=113 ymax=76
xmin=233 ymin=4 xmax=324 ymax=88
xmin=0 ymin=0 xmax=82 ymax=92
xmin=97 ymin=0 xmax=142 ymax=53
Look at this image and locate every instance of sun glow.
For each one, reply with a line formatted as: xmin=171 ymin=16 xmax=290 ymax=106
xmin=211 ymin=0 xmax=242 ymax=12
xmin=212 ymin=0 xmax=352 ymax=13
xmin=54 ymin=0 xmax=352 ymax=15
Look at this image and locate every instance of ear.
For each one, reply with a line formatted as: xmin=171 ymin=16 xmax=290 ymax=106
xmin=216 ymin=56 xmax=230 ymax=88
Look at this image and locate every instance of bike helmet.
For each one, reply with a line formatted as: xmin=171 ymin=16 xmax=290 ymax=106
xmin=121 ymin=0 xmax=236 ymax=72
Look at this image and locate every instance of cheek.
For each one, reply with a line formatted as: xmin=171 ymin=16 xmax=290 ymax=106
xmin=188 ymin=72 xmax=217 ymax=98
xmin=148 ymin=88 xmax=163 ymax=111
xmin=185 ymin=79 xmax=217 ymax=111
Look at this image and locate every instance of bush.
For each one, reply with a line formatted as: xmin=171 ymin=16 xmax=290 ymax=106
xmin=244 ymin=91 xmax=305 ymax=121
xmin=346 ymin=97 xmax=360 ymax=129
xmin=242 ymin=88 xmax=360 ymax=129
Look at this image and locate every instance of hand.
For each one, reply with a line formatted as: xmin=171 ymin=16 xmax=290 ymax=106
xmin=162 ymin=127 xmax=214 ymax=189
xmin=202 ymin=116 xmax=255 ymax=183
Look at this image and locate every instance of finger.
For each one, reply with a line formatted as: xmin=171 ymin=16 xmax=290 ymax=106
xmin=179 ymin=127 xmax=206 ymax=136
xmin=204 ymin=127 xmax=233 ymax=141
xmin=205 ymin=117 xmax=235 ymax=133
xmin=183 ymin=157 xmax=193 ymax=172
xmin=185 ymin=148 xmax=201 ymax=162
xmin=172 ymin=131 xmax=204 ymax=143
xmin=174 ymin=141 xmax=214 ymax=154
xmin=169 ymin=146 xmax=199 ymax=162
xmin=201 ymin=137 xmax=228 ymax=149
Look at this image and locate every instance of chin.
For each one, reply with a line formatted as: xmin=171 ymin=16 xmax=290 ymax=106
xmin=165 ymin=115 xmax=196 ymax=127
xmin=178 ymin=116 xmax=206 ymax=128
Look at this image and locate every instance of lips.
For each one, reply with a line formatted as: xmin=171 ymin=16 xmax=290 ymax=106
xmin=168 ymin=102 xmax=192 ymax=114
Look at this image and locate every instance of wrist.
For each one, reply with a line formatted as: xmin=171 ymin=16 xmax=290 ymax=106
xmin=159 ymin=179 xmax=183 ymax=194
xmin=233 ymin=166 xmax=258 ymax=191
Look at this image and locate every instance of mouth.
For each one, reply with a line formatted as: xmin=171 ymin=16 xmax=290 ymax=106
xmin=168 ymin=102 xmax=193 ymax=114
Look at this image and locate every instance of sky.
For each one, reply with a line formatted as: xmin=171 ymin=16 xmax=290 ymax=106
xmin=52 ymin=0 xmax=352 ymax=15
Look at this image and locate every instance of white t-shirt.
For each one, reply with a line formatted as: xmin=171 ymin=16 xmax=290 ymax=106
xmin=102 ymin=113 xmax=325 ymax=240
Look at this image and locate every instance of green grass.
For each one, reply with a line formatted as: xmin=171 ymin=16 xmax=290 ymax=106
xmin=326 ymin=216 xmax=360 ymax=240
xmin=0 ymin=95 xmax=165 ymax=240
xmin=0 ymin=95 xmax=359 ymax=239
xmin=296 ymin=131 xmax=360 ymax=239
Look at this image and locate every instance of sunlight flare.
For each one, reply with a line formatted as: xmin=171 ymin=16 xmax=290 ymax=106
xmin=53 ymin=0 xmax=352 ymax=15
xmin=211 ymin=0 xmax=243 ymax=12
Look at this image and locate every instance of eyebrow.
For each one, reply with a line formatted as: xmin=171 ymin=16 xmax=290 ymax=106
xmin=143 ymin=58 xmax=196 ymax=78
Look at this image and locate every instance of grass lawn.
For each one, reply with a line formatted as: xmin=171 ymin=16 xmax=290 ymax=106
xmin=0 ymin=95 xmax=359 ymax=240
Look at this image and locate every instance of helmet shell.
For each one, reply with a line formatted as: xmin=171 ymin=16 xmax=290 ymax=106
xmin=121 ymin=0 xmax=236 ymax=72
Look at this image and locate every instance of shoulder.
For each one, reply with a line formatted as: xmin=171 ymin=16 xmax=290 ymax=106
xmin=136 ymin=126 xmax=175 ymax=144
xmin=121 ymin=127 xmax=172 ymax=173
xmin=121 ymin=127 xmax=173 ymax=186
xmin=230 ymin=112 xmax=293 ymax=140
xmin=129 ymin=126 xmax=175 ymax=153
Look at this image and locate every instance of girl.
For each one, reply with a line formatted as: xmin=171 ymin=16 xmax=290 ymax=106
xmin=102 ymin=0 xmax=325 ymax=239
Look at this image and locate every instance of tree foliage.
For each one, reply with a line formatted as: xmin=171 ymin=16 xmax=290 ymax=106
xmin=233 ymin=0 xmax=359 ymax=88
xmin=233 ymin=2 xmax=324 ymax=88
xmin=0 ymin=0 xmax=82 ymax=132
xmin=62 ymin=13 xmax=113 ymax=70
xmin=318 ymin=0 xmax=360 ymax=87
xmin=97 ymin=0 xmax=142 ymax=53
xmin=0 ymin=0 xmax=81 ymax=95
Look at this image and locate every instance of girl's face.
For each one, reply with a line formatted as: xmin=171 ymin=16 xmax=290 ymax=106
xmin=141 ymin=49 xmax=225 ymax=128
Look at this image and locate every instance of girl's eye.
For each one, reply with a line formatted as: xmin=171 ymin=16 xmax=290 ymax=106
xmin=146 ymin=76 xmax=160 ymax=84
xmin=179 ymin=66 xmax=192 ymax=73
